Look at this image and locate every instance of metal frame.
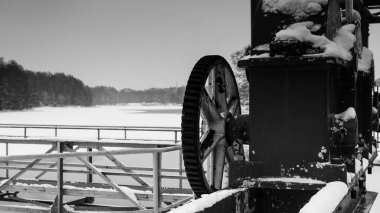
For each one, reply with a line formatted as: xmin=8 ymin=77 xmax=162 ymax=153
xmin=0 ymin=127 xmax=191 ymax=213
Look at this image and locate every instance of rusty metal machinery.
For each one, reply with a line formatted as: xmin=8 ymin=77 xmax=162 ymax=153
xmin=181 ymin=0 xmax=380 ymax=212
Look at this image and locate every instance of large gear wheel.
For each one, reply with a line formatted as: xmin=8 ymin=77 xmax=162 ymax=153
xmin=181 ymin=55 xmax=241 ymax=197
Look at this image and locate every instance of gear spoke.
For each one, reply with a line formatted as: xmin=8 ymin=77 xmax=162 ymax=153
xmin=199 ymin=129 xmax=215 ymax=150
xmin=214 ymin=63 xmax=228 ymax=113
xmin=212 ymin=138 xmax=227 ymax=190
xmin=227 ymin=97 xmax=240 ymax=116
xmin=200 ymin=89 xmax=222 ymax=124
xmin=225 ymin=67 xmax=239 ymax=98
xmin=225 ymin=145 xmax=235 ymax=162
xmin=201 ymin=134 xmax=224 ymax=163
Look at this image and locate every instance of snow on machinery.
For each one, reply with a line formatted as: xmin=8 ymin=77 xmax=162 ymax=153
xmin=181 ymin=0 xmax=380 ymax=212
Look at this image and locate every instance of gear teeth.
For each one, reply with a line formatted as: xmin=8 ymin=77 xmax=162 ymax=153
xmin=181 ymin=55 xmax=240 ymax=198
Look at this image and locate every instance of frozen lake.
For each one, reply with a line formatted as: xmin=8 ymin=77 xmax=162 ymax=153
xmin=0 ymin=105 xmax=183 ymax=154
xmin=0 ymin=104 xmax=182 ymax=127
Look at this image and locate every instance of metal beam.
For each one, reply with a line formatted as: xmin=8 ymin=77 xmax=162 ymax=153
xmin=97 ymin=146 xmax=151 ymax=187
xmin=0 ymin=145 xmax=56 ymax=191
xmin=56 ymin=142 xmax=63 ymax=213
xmin=64 ymin=146 xmax=147 ymax=210
xmin=0 ymin=146 xmax=181 ymax=161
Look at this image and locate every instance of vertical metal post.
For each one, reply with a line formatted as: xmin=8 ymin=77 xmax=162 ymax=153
xmin=5 ymin=142 xmax=9 ymax=179
xmin=55 ymin=127 xmax=58 ymax=137
xmin=87 ymin=147 xmax=94 ymax=203
xmin=97 ymin=129 xmax=100 ymax=140
xmin=377 ymin=86 xmax=379 ymax=148
xmin=57 ymin=142 xmax=64 ymax=213
xmin=87 ymin=148 xmax=93 ymax=184
xmin=24 ymin=127 xmax=27 ymax=138
xmin=153 ymin=152 xmax=162 ymax=213
xmin=124 ymin=129 xmax=127 ymax=140
xmin=175 ymin=129 xmax=181 ymax=189
xmin=179 ymin=150 xmax=183 ymax=190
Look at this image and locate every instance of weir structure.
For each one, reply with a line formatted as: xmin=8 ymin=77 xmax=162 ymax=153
xmin=180 ymin=0 xmax=380 ymax=212
xmin=0 ymin=125 xmax=191 ymax=212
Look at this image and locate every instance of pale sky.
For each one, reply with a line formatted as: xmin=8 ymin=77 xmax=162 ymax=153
xmin=1 ymin=0 xmax=380 ymax=90
xmin=0 ymin=0 xmax=250 ymax=90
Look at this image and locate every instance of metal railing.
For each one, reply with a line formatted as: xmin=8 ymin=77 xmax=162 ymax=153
xmin=0 ymin=124 xmax=184 ymax=192
xmin=0 ymin=123 xmax=181 ymax=142
xmin=0 ymin=139 xmax=190 ymax=213
xmin=0 ymin=124 xmax=189 ymax=212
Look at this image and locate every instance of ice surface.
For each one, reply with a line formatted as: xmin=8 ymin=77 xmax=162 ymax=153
xmin=0 ymin=105 xmax=182 ymax=155
xmin=0 ymin=105 xmax=181 ymax=127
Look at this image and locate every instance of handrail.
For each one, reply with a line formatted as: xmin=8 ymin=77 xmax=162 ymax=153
xmin=0 ymin=123 xmax=181 ymax=131
xmin=0 ymin=123 xmax=181 ymax=142
xmin=0 ymin=145 xmax=181 ymax=161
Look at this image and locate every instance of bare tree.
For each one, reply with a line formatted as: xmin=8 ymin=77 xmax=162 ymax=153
xmin=231 ymin=45 xmax=251 ymax=107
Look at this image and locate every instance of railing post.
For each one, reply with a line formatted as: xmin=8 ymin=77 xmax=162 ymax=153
xmin=57 ymin=142 xmax=64 ymax=213
xmin=87 ymin=148 xmax=93 ymax=184
xmin=24 ymin=127 xmax=27 ymax=138
xmin=5 ymin=142 xmax=8 ymax=179
xmin=97 ymin=129 xmax=100 ymax=140
xmin=376 ymin=86 xmax=380 ymax=149
xmin=87 ymin=147 xmax=94 ymax=203
xmin=55 ymin=126 xmax=58 ymax=137
xmin=174 ymin=130 xmax=183 ymax=189
xmin=124 ymin=129 xmax=127 ymax=140
xmin=153 ymin=152 xmax=162 ymax=213
xmin=179 ymin=150 xmax=183 ymax=190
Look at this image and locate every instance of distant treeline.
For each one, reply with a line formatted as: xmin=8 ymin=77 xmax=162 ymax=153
xmin=91 ymin=86 xmax=185 ymax=105
xmin=0 ymin=58 xmax=185 ymax=111
xmin=0 ymin=59 xmax=92 ymax=110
